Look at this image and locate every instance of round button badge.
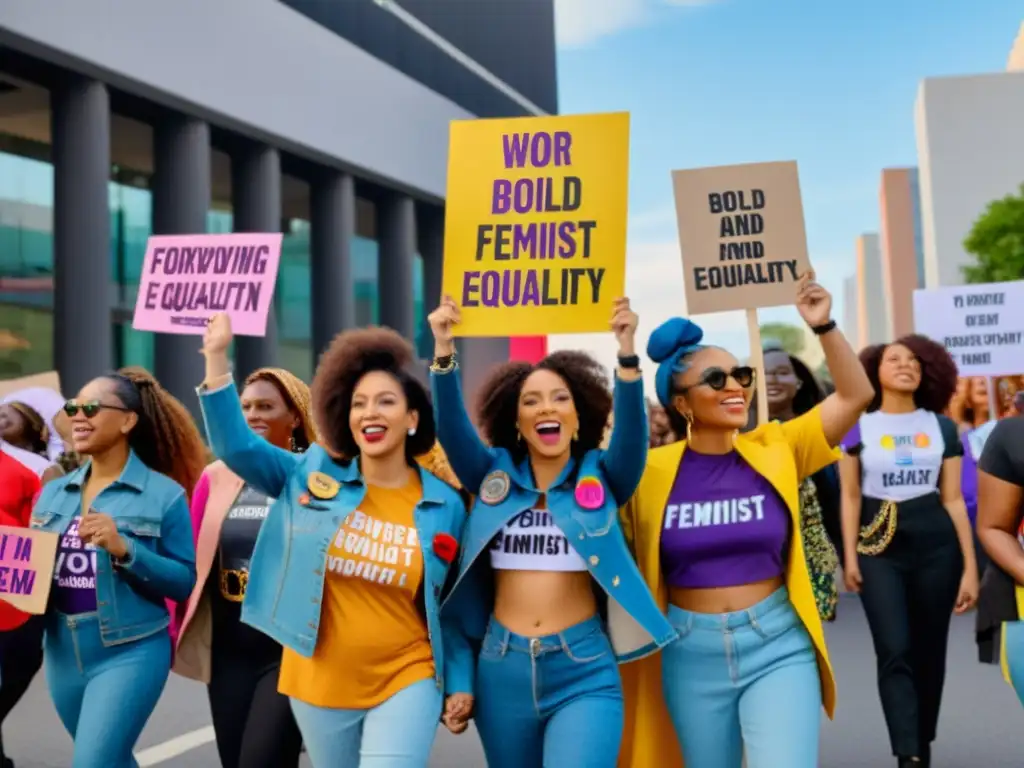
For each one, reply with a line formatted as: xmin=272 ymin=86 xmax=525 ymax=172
xmin=575 ymin=476 xmax=605 ymax=509
xmin=479 ymin=470 xmax=511 ymax=505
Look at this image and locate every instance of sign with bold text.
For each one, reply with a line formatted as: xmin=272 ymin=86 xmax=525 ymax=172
xmin=132 ymin=233 xmax=283 ymax=336
xmin=672 ymin=161 xmax=810 ymax=315
xmin=442 ymin=112 xmax=629 ymax=336
xmin=913 ymin=280 xmax=1024 ymax=376
xmin=0 ymin=526 xmax=58 ymax=615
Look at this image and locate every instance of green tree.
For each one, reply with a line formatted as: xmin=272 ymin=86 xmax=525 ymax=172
xmin=759 ymin=322 xmax=804 ymax=355
xmin=962 ymin=183 xmax=1024 ymax=283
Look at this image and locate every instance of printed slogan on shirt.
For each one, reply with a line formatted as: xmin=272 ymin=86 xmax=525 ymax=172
xmin=671 ymin=161 xmax=811 ymax=315
xmin=442 ymin=112 xmax=629 ymax=336
xmin=327 ymin=509 xmax=420 ymax=592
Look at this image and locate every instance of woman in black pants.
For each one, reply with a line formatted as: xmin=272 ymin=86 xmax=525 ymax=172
xmin=838 ymin=335 xmax=979 ymax=768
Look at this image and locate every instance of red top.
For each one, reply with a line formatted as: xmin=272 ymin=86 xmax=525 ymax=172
xmin=0 ymin=452 xmax=42 ymax=630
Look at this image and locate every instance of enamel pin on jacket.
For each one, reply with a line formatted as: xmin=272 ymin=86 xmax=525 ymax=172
xmin=431 ymin=364 xmax=677 ymax=695
xmin=197 ymin=379 xmax=472 ymax=696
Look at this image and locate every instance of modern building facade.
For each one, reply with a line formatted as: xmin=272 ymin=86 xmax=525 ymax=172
xmin=856 ymin=233 xmax=889 ymax=348
xmin=914 ymin=69 xmax=1024 ymax=287
xmin=842 ymin=274 xmax=860 ymax=349
xmin=1009 ymin=21 xmax=1024 ymax=71
xmin=879 ymin=168 xmax=924 ymax=338
xmin=0 ymin=0 xmax=557 ymax=414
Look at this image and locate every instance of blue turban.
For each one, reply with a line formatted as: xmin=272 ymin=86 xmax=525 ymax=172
xmin=648 ymin=317 xmax=705 ymax=408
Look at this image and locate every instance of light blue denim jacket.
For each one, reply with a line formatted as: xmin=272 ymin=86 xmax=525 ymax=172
xmin=198 ymin=380 xmax=471 ymax=695
xmin=31 ymin=451 xmax=196 ymax=646
xmin=431 ymin=366 xmax=677 ymax=693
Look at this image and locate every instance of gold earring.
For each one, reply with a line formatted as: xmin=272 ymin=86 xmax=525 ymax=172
xmin=573 ymin=427 xmax=579 ymax=441
xmin=515 ymin=423 xmax=522 ymax=443
xmin=685 ymin=415 xmax=693 ymax=443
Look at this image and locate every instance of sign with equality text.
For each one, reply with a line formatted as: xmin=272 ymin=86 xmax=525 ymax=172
xmin=672 ymin=161 xmax=810 ymax=316
xmin=913 ymin=280 xmax=1024 ymax=376
xmin=132 ymin=233 xmax=283 ymax=336
xmin=442 ymin=112 xmax=629 ymax=336
xmin=0 ymin=526 xmax=58 ymax=615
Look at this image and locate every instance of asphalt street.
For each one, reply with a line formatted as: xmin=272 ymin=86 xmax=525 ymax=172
xmin=3 ymin=595 xmax=1022 ymax=767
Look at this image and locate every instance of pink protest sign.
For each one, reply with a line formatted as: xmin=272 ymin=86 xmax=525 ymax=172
xmin=0 ymin=525 xmax=58 ymax=615
xmin=132 ymin=233 xmax=283 ymax=336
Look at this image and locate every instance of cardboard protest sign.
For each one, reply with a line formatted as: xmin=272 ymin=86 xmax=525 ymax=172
xmin=0 ymin=526 xmax=58 ymax=615
xmin=671 ymin=161 xmax=811 ymax=316
xmin=132 ymin=233 xmax=283 ymax=336
xmin=0 ymin=371 xmax=61 ymax=401
xmin=443 ymin=112 xmax=629 ymax=336
xmin=913 ymin=280 xmax=1024 ymax=376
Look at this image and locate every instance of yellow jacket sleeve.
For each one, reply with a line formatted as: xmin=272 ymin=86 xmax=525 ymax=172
xmin=780 ymin=405 xmax=840 ymax=481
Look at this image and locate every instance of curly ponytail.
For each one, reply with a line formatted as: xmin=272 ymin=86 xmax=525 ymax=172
xmin=104 ymin=367 xmax=207 ymax=499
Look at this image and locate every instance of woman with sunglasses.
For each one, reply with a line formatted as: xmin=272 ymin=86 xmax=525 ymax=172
xmin=429 ymin=295 xmax=675 ymax=768
xmin=619 ymin=272 xmax=872 ymax=768
xmin=31 ymin=367 xmax=204 ymax=767
xmin=839 ymin=336 xmax=977 ymax=768
xmin=171 ymin=367 xmax=315 ymax=768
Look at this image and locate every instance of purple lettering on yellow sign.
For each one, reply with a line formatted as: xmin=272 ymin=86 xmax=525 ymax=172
xmin=0 ymin=530 xmax=37 ymax=596
xmin=132 ymin=232 xmax=283 ymax=337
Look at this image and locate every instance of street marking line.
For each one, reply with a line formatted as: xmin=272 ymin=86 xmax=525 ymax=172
xmin=135 ymin=726 xmax=216 ymax=766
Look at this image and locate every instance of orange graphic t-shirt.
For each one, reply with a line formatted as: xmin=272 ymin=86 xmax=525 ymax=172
xmin=279 ymin=474 xmax=435 ymax=708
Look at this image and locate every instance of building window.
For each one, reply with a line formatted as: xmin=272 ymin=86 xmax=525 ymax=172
xmin=279 ymin=218 xmax=313 ymax=383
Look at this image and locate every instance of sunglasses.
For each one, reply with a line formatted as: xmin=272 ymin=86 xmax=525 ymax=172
xmin=678 ymin=366 xmax=756 ymax=394
xmin=63 ymin=400 xmax=131 ymax=419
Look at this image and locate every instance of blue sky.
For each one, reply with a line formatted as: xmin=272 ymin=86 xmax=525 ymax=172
xmin=547 ymin=0 xmax=1022 ymax=392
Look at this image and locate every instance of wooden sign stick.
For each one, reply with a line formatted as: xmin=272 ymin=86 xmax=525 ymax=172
xmin=746 ymin=308 xmax=769 ymax=427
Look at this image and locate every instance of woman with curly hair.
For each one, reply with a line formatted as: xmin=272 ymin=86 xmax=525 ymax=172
xmin=30 ymin=366 xmax=203 ymax=767
xmin=197 ymin=313 xmax=469 ymax=768
xmin=428 ymin=295 xmax=672 ymax=768
xmin=172 ymin=367 xmax=316 ymax=768
xmin=619 ymin=272 xmax=872 ymax=768
xmin=839 ymin=335 xmax=978 ymax=767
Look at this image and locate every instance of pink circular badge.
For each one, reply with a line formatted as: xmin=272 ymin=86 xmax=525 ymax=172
xmin=575 ymin=477 xmax=605 ymax=509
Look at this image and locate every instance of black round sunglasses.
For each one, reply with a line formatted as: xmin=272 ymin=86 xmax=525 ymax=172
xmin=677 ymin=365 xmax=756 ymax=394
xmin=63 ymin=400 xmax=131 ymax=419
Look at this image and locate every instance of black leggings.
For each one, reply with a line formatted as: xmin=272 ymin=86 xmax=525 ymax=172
xmin=207 ymin=654 xmax=303 ymax=768
xmin=858 ymin=495 xmax=962 ymax=758
xmin=0 ymin=616 xmax=45 ymax=760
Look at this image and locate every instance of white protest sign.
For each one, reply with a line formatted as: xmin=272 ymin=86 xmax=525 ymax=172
xmin=912 ymin=280 xmax=1024 ymax=376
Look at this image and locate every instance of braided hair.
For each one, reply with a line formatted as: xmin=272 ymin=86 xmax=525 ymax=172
xmin=104 ymin=367 xmax=207 ymax=498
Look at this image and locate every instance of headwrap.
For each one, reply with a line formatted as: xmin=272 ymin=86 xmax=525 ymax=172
xmin=2 ymin=387 xmax=65 ymax=460
xmin=647 ymin=317 xmax=706 ymax=409
xmin=244 ymin=368 xmax=319 ymax=447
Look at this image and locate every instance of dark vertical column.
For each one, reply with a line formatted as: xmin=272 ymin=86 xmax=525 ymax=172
xmin=377 ymin=193 xmax=416 ymax=340
xmin=310 ymin=171 xmax=355 ymax=365
xmin=460 ymin=337 xmax=511 ymax=412
xmin=418 ymin=204 xmax=444 ymax=360
xmin=51 ymin=75 xmax=112 ymax=396
xmin=151 ymin=116 xmax=210 ymax=418
xmin=232 ymin=143 xmax=281 ymax=375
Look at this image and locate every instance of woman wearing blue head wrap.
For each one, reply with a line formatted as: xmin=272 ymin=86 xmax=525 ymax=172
xmin=618 ymin=271 xmax=873 ymax=768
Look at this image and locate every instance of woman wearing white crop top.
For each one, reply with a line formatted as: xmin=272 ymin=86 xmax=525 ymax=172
xmin=839 ymin=335 xmax=978 ymax=768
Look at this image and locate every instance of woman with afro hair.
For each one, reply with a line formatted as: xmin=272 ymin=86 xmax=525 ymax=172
xmin=197 ymin=313 xmax=469 ymax=768
xmin=32 ymin=366 xmax=205 ymax=767
xmin=839 ymin=334 xmax=979 ymax=767
xmin=428 ymin=295 xmax=673 ymax=768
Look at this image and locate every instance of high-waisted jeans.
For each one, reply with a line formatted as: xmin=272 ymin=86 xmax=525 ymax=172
xmin=44 ymin=611 xmax=171 ymax=768
xmin=474 ymin=614 xmax=624 ymax=768
xmin=662 ymin=587 xmax=821 ymax=768
xmin=289 ymin=677 xmax=443 ymax=768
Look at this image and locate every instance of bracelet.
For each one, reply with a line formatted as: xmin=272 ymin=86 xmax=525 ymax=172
xmin=430 ymin=354 xmax=457 ymax=373
xmin=811 ymin=319 xmax=837 ymax=336
xmin=617 ymin=354 xmax=641 ymax=370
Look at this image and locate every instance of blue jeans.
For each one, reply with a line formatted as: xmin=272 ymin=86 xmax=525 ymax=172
xmin=475 ymin=614 xmax=623 ymax=768
xmin=289 ymin=677 xmax=443 ymax=767
xmin=44 ymin=611 xmax=171 ymax=768
xmin=662 ymin=588 xmax=821 ymax=768
xmin=1003 ymin=621 xmax=1024 ymax=708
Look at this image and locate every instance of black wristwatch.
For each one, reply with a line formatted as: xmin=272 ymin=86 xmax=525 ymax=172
xmin=811 ymin=319 xmax=837 ymax=336
xmin=618 ymin=354 xmax=641 ymax=369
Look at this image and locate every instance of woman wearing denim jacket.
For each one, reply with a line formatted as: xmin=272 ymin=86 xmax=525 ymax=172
xmin=428 ymin=295 xmax=675 ymax=768
xmin=197 ymin=314 xmax=470 ymax=768
xmin=31 ymin=367 xmax=204 ymax=768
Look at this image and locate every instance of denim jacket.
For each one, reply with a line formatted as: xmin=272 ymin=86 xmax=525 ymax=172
xmin=198 ymin=380 xmax=471 ymax=695
xmin=431 ymin=366 xmax=676 ymax=692
xmin=31 ymin=451 xmax=196 ymax=646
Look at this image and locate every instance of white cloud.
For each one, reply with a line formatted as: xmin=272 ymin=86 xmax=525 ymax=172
xmin=554 ymin=0 xmax=720 ymax=49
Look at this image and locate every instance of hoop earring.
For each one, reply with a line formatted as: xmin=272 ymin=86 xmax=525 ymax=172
xmin=685 ymin=415 xmax=693 ymax=443
xmin=289 ymin=435 xmax=297 ymax=453
xmin=573 ymin=427 xmax=579 ymax=441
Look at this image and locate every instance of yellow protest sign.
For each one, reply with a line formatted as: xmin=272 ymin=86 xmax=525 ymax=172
xmin=442 ymin=112 xmax=629 ymax=336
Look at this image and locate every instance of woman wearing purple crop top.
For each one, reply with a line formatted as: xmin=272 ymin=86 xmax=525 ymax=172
xmin=839 ymin=336 xmax=978 ymax=768
xmin=619 ymin=272 xmax=873 ymax=768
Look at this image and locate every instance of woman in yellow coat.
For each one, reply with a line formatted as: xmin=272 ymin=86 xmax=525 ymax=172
xmin=618 ymin=272 xmax=873 ymax=768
